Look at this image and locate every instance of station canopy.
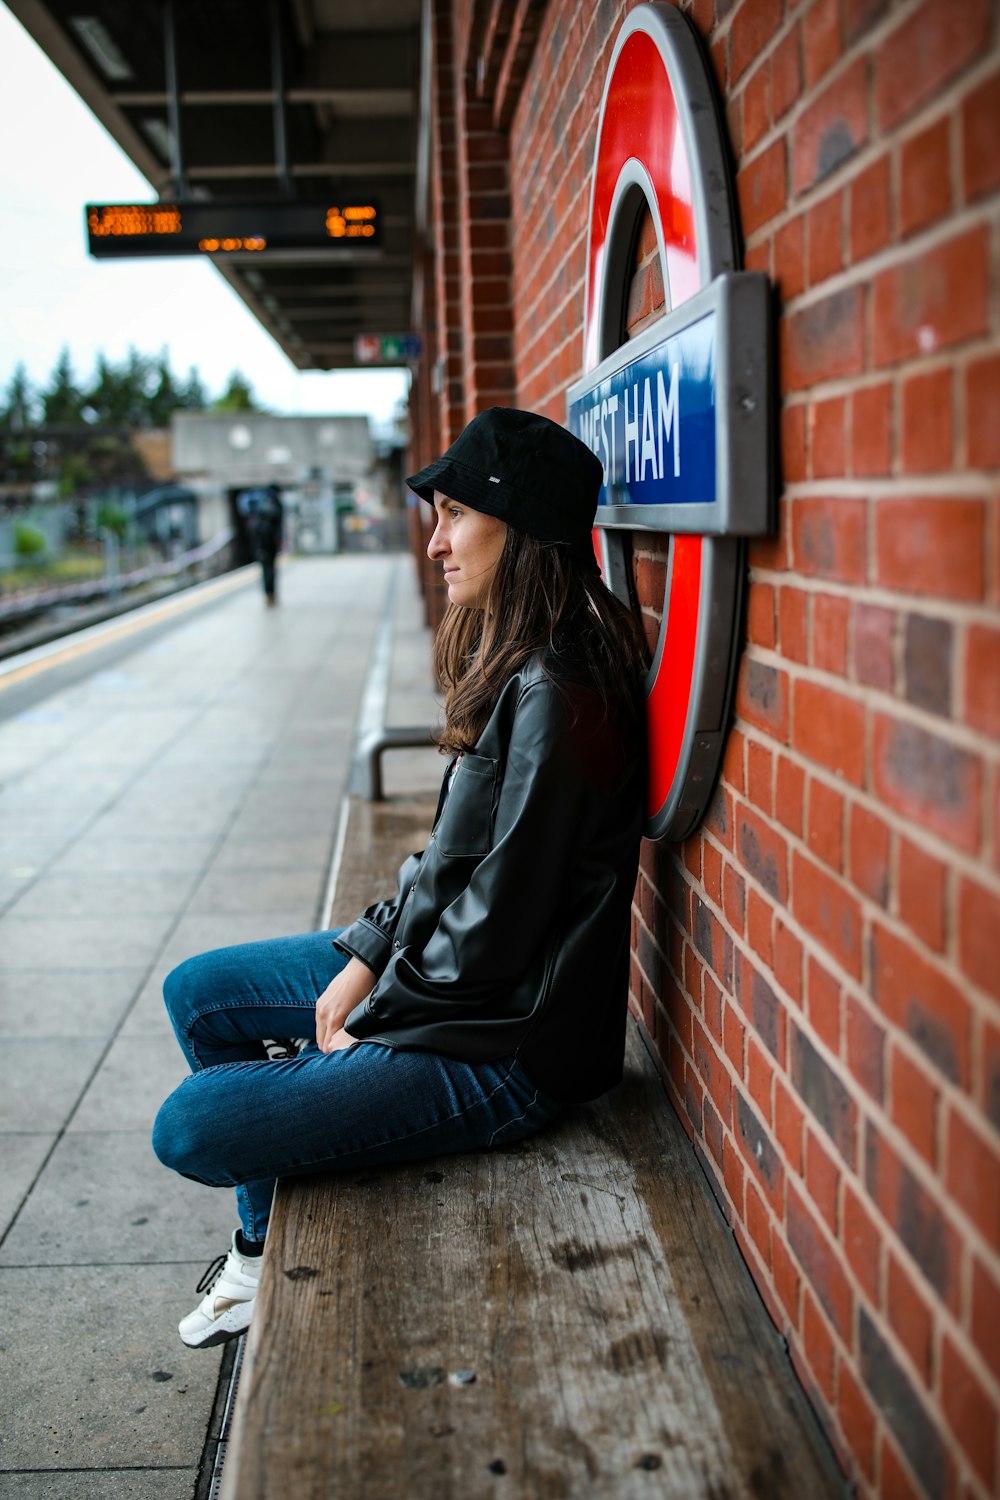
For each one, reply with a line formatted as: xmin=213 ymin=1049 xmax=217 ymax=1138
xmin=9 ymin=0 xmax=423 ymax=370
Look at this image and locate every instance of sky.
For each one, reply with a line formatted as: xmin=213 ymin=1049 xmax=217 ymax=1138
xmin=0 ymin=4 xmax=410 ymax=424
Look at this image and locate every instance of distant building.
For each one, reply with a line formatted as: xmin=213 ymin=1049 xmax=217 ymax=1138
xmin=171 ymin=412 xmax=378 ymax=554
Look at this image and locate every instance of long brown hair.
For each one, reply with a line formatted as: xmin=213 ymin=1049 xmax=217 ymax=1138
xmin=434 ymin=529 xmax=648 ymax=755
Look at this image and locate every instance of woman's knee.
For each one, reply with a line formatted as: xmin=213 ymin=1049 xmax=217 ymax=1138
xmin=152 ymin=1084 xmax=215 ymax=1181
xmin=162 ymin=952 xmax=213 ymax=1032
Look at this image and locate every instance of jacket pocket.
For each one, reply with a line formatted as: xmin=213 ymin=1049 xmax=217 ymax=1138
xmin=435 ymin=753 xmax=498 ymax=857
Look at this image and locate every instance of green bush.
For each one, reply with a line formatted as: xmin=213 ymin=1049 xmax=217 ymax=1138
xmin=13 ymin=521 xmax=47 ymax=560
xmin=95 ymin=502 xmax=128 ymax=540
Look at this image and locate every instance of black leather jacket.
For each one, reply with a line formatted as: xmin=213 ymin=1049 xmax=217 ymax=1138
xmin=335 ymin=650 xmax=645 ymax=1103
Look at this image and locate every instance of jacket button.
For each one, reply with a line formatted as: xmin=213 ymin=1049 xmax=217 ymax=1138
xmin=393 ymin=940 xmax=401 ymax=950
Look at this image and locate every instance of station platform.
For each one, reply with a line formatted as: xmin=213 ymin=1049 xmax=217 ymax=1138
xmin=0 ymin=554 xmax=442 ymax=1499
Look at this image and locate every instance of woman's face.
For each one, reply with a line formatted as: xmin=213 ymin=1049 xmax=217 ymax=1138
xmin=427 ymin=493 xmax=508 ymax=609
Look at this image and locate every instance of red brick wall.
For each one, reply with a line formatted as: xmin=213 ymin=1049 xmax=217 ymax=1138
xmin=411 ymin=3 xmax=1000 ymax=1494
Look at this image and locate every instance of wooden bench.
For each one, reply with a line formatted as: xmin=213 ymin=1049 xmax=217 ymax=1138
xmin=219 ymin=796 xmax=847 ymax=1500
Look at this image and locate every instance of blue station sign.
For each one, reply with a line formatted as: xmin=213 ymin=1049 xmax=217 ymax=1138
xmin=567 ymin=271 xmax=771 ymax=538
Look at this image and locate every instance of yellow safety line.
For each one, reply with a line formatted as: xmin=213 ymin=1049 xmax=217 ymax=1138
xmin=0 ymin=566 xmax=256 ymax=695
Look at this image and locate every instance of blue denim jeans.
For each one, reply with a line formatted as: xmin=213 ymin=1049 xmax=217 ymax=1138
xmin=153 ymin=930 xmax=561 ymax=1242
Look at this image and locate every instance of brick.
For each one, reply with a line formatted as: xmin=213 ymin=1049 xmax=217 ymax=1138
xmin=865 ymin=1121 xmax=962 ymax=1309
xmin=871 ymin=920 xmax=972 ymax=1087
xmin=723 ymin=995 xmax=746 ymax=1077
xmin=850 ymin=381 xmax=893 ymax=476
xmin=746 ymin=1178 xmax=773 ymax=1268
xmin=703 ymin=840 xmax=723 ymax=905
xmin=787 ymin=1181 xmax=852 ymax=1339
xmin=791 ymin=497 xmax=866 ymax=584
xmin=805 ymin=1128 xmax=840 ymax=1233
xmin=812 ymin=593 xmax=850 ymax=677
xmin=877 ymin=496 xmax=985 ymax=601
xmin=809 ymin=396 xmax=846 ymax=480
xmin=872 ymin=712 xmax=981 ymax=854
xmin=782 ymin=285 xmax=866 ymax=391
xmin=794 ymin=851 xmax=864 ymax=979
xmin=775 ymin=756 xmax=805 ymax=837
xmin=853 ymin=602 xmax=895 ymax=691
xmin=737 ymin=658 xmax=790 ymax=742
xmin=729 ymin=0 xmax=783 ymax=85
xmin=792 ymin=679 xmax=866 ymax=788
xmin=807 ymin=193 xmax=843 ymax=288
xmin=794 ymin=56 xmax=868 ymax=193
xmin=846 ymin=993 xmax=886 ymax=1104
xmin=773 ymin=917 xmax=804 ymax=1006
xmin=790 ymin=1025 xmax=856 ymax=1163
xmin=746 ymin=887 xmax=774 ymax=968
xmin=962 ymin=69 xmax=1000 ymax=202
xmin=903 ymin=613 xmax=953 ymax=718
xmin=958 ymin=875 xmax=1000 ymax=1002
xmin=876 ymin=0 xmax=992 ymax=131
xmin=807 ymin=955 xmax=841 ymax=1054
xmin=803 ymin=0 xmax=842 ymax=87
xmin=890 ymin=1045 xmax=939 ymax=1170
xmin=775 ymin=1074 xmax=805 ymax=1175
xmin=737 ymin=140 xmax=787 ymax=238
xmin=966 ymin=353 xmax=1000 ymax=470
xmin=747 ymin=581 xmax=776 ymax=649
xmin=807 ymin=776 xmax=844 ymax=872
xmin=774 ymin=214 xmax=806 ymax=303
xmin=900 ymin=369 xmax=953 ymax=475
xmin=860 ymin=1310 xmax=951 ymax=1498
xmin=742 ymin=60 xmax=771 ymax=155
xmin=736 ymin=804 xmax=788 ymax=903
xmin=980 ymin=1020 xmax=1000 ymax=1132
xmin=735 ymin=1089 xmax=784 ymax=1210
xmin=743 ymin=955 xmax=786 ymax=1066
xmin=723 ymin=861 xmax=746 ymax=934
xmin=971 ymin=1257 xmax=1000 ymax=1384
xmin=849 ymin=155 xmax=892 ymax=264
xmin=899 ymin=118 xmax=952 ymax=239
xmin=772 ymin=25 xmax=802 ymax=123
xmin=747 ymin=740 xmax=775 ymax=816
xmin=848 ymin=803 xmax=890 ymax=908
xmin=873 ymin=227 xmax=990 ymax=368
xmin=781 ymin=400 xmax=807 ymax=482
xmin=778 ymin=585 xmax=809 ymax=664
xmin=773 ymin=1229 xmax=802 ymax=1326
xmin=844 ymin=0 xmax=889 ymax=39
xmin=802 ymin=1289 xmax=836 ymax=1401
xmin=842 ymin=1180 xmax=881 ymax=1303
xmin=747 ymin=1036 xmax=775 ymax=1122
xmin=965 ymin=621 xmax=1000 ymax=744
xmin=887 ymin=1253 xmax=934 ymax=1388
xmin=946 ymin=1105 xmax=1000 ymax=1248
xmin=723 ymin=1128 xmax=747 ymax=1212
xmin=941 ymin=1335 xmax=998 ymax=1489
xmin=838 ymin=1362 xmax=877 ymax=1483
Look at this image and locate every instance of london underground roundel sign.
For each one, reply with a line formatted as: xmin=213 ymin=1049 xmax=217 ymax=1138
xmin=567 ymin=3 xmax=774 ymax=841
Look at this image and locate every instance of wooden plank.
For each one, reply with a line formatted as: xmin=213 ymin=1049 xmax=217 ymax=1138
xmin=324 ymin=794 xmax=437 ymax=929
xmin=221 ymin=1028 xmax=847 ymax=1499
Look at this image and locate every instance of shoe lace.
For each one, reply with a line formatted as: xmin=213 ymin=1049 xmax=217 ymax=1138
xmin=195 ymin=1252 xmax=228 ymax=1295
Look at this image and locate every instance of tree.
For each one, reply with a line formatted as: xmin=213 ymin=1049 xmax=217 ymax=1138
xmin=178 ymin=366 xmax=208 ymax=410
xmin=212 ymin=372 xmax=261 ymax=412
xmin=1 ymin=363 xmax=37 ymax=430
xmin=42 ymin=347 xmax=85 ymax=425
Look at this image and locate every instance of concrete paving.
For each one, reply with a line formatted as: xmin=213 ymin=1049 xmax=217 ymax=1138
xmin=0 ymin=553 xmax=442 ymax=1497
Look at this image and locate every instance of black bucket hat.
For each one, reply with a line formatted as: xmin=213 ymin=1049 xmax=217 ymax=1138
xmin=406 ymin=406 xmax=602 ymax=573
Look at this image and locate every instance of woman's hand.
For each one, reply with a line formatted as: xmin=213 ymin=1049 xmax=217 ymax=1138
xmin=315 ymin=957 xmax=375 ymax=1053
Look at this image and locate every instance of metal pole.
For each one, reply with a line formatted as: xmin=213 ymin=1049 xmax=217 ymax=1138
xmin=163 ymin=1 xmax=188 ymax=198
xmin=270 ymin=0 xmax=294 ymax=197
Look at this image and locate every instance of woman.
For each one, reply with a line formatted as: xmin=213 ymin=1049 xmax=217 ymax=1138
xmin=153 ymin=406 xmax=647 ymax=1349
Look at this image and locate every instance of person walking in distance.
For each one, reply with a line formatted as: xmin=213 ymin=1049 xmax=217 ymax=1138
xmin=153 ymin=407 xmax=648 ymax=1348
xmin=237 ymin=484 xmax=283 ymax=604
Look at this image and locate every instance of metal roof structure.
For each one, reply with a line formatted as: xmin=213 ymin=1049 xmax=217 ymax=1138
xmin=8 ymin=0 xmax=423 ymax=370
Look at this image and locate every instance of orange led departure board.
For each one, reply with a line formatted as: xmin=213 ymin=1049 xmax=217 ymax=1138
xmin=85 ymin=200 xmax=381 ymax=258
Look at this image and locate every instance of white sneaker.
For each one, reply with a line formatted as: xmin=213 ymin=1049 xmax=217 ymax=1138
xmin=178 ymin=1231 xmax=263 ymax=1348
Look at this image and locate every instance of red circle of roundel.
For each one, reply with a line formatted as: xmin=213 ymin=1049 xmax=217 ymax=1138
xmin=582 ymin=14 xmax=714 ymax=830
